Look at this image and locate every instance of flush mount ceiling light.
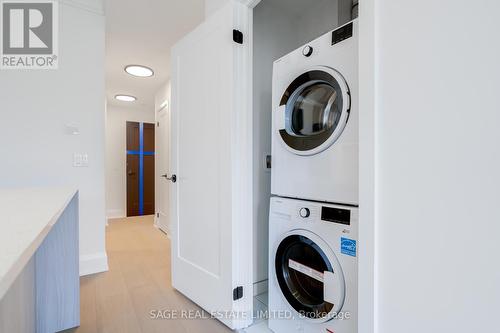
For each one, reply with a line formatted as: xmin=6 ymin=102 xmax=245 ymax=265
xmin=115 ymin=94 xmax=137 ymax=102
xmin=124 ymin=65 xmax=154 ymax=77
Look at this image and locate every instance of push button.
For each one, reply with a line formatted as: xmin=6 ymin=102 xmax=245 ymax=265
xmin=302 ymin=45 xmax=313 ymax=57
xmin=299 ymin=208 xmax=310 ymax=218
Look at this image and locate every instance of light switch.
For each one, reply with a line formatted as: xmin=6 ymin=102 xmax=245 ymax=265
xmin=81 ymin=153 xmax=89 ymax=167
xmin=73 ymin=153 xmax=89 ymax=167
xmin=73 ymin=153 xmax=82 ymax=167
xmin=65 ymin=123 xmax=80 ymax=135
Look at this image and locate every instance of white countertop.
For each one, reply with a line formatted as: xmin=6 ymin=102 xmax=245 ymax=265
xmin=0 ymin=188 xmax=77 ymax=299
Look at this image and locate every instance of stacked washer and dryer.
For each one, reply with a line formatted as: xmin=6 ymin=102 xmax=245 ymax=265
xmin=268 ymin=20 xmax=359 ymax=333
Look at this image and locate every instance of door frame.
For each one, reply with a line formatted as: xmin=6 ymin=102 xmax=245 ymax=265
xmin=231 ymin=2 xmax=254 ymax=327
xmin=155 ymin=101 xmax=170 ymax=234
xmin=357 ymin=1 xmax=377 ymax=332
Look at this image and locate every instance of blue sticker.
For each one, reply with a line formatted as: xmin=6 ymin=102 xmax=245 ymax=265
xmin=341 ymin=238 xmax=357 ymax=257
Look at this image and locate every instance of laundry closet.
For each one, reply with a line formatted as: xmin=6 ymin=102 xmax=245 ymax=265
xmin=169 ymin=0 xmax=358 ymax=331
xmin=252 ymin=0 xmax=357 ymax=291
xmin=252 ymin=0 xmax=359 ymax=332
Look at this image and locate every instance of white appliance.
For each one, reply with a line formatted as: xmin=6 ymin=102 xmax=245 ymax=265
xmin=268 ymin=197 xmax=358 ymax=333
xmin=271 ymin=20 xmax=359 ymax=205
xmin=269 ymin=197 xmax=358 ymax=333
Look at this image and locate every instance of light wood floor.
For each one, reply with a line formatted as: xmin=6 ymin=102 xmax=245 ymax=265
xmin=66 ymin=216 xmax=231 ymax=333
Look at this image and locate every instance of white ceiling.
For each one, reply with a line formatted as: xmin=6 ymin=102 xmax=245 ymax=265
xmin=105 ymin=0 xmax=205 ymax=109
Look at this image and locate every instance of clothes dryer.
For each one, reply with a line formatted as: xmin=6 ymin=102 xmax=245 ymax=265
xmin=271 ymin=20 xmax=359 ymax=205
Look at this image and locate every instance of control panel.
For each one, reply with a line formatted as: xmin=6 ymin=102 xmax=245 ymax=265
xmin=321 ymin=206 xmax=351 ymax=225
xmin=332 ymin=22 xmax=353 ymax=45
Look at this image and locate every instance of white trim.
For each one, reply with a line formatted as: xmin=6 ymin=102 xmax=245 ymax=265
xmin=237 ymin=0 xmax=262 ymax=8
xmin=79 ymin=252 xmax=109 ymax=276
xmin=156 ymin=213 xmax=171 ymax=237
xmin=358 ymin=1 xmax=377 ymax=333
xmin=232 ymin=1 xmax=254 ymax=329
xmin=106 ymin=209 xmax=126 ymax=220
xmin=253 ymin=279 xmax=268 ymax=296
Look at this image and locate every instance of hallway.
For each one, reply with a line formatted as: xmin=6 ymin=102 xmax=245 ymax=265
xmin=71 ymin=216 xmax=231 ymax=333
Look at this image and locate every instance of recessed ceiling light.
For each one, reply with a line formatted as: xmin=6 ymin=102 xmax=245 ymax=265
xmin=115 ymin=94 xmax=137 ymax=102
xmin=124 ymin=65 xmax=154 ymax=77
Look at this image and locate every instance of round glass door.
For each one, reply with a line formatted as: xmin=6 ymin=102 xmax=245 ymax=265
xmin=274 ymin=230 xmax=345 ymax=322
xmin=278 ymin=68 xmax=350 ymax=155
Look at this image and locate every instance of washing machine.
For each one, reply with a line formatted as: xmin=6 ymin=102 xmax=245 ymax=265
xmin=271 ymin=20 xmax=359 ymax=205
xmin=268 ymin=196 xmax=358 ymax=333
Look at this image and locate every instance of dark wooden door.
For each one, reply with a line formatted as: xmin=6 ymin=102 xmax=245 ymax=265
xmin=126 ymin=122 xmax=140 ymax=216
xmin=142 ymin=123 xmax=155 ymax=215
xmin=126 ymin=121 xmax=155 ymax=217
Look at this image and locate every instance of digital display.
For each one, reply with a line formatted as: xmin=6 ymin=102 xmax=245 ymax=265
xmin=332 ymin=22 xmax=353 ymax=45
xmin=321 ymin=207 xmax=351 ymax=225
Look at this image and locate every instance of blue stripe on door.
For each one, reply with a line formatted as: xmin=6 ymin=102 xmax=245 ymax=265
xmin=127 ymin=150 xmax=155 ymax=156
xmin=139 ymin=123 xmax=144 ymax=215
xmin=127 ymin=123 xmax=155 ymax=216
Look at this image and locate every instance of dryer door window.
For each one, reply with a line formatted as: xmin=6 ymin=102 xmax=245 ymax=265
xmin=278 ymin=68 xmax=350 ymax=156
xmin=274 ymin=232 xmax=345 ymax=321
xmin=288 ymin=81 xmax=341 ymax=137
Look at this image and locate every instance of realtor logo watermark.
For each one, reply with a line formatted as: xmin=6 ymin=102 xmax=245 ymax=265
xmin=1 ymin=0 xmax=58 ymax=69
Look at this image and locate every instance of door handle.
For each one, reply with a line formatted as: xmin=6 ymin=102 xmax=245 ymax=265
xmin=161 ymin=174 xmax=177 ymax=183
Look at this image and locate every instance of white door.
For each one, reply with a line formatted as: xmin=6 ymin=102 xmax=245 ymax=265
xmin=170 ymin=0 xmax=253 ymax=330
xmin=157 ymin=105 xmax=170 ymax=234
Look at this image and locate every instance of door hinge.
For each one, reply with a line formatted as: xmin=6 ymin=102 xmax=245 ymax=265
xmin=156 ymin=212 xmax=160 ymax=218
xmin=157 ymin=122 xmax=160 ymax=127
xmin=233 ymin=29 xmax=243 ymax=44
xmin=233 ymin=286 xmax=243 ymax=301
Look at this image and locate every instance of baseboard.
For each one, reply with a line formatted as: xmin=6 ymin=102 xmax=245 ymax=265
xmin=106 ymin=209 xmax=126 ymax=220
xmin=80 ymin=252 xmax=109 ymax=276
xmin=253 ymin=279 xmax=268 ymax=296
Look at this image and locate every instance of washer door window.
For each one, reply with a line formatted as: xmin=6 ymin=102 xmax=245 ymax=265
xmin=276 ymin=68 xmax=350 ymax=156
xmin=274 ymin=230 xmax=345 ymax=322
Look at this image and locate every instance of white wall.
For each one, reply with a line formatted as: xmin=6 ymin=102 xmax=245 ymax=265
xmin=205 ymin=0 xmax=229 ymax=17
xmin=339 ymin=0 xmax=355 ymax=25
xmin=361 ymin=1 xmax=500 ymax=332
xmin=358 ymin=0 xmax=376 ymax=331
xmin=105 ymin=105 xmax=155 ymax=218
xmin=154 ymin=82 xmax=171 ymax=115
xmin=252 ymin=0 xmax=345 ymax=287
xmin=294 ymin=0 xmax=339 ymax=46
xmin=0 ymin=2 xmax=107 ymax=276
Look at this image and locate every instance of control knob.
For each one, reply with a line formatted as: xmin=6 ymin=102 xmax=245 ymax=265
xmin=299 ymin=208 xmax=310 ymax=218
xmin=302 ymin=45 xmax=313 ymax=57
